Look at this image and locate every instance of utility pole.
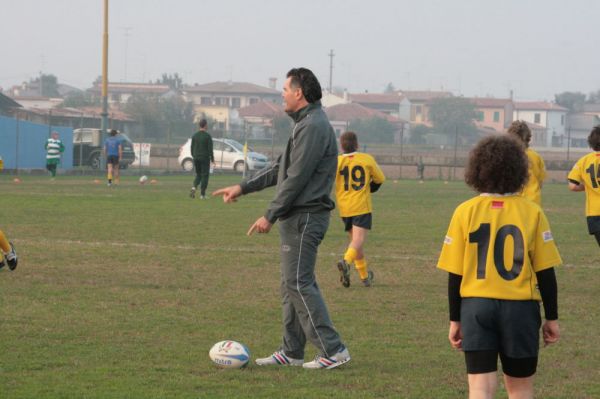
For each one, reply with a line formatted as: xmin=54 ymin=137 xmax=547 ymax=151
xmin=101 ymin=0 xmax=109 ymax=156
xmin=328 ymin=49 xmax=335 ymax=93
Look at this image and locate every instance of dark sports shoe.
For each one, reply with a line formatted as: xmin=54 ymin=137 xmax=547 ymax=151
xmin=362 ymin=270 xmax=374 ymax=287
xmin=6 ymin=242 xmax=17 ymax=271
xmin=337 ymin=260 xmax=351 ymax=288
xmin=189 ymin=188 xmax=196 ymax=198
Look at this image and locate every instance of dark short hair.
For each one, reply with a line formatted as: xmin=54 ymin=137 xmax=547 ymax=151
xmin=588 ymin=125 xmax=600 ymax=151
xmin=507 ymin=120 xmax=531 ymax=146
xmin=199 ymin=119 xmax=208 ymax=129
xmin=286 ymin=67 xmax=322 ymax=103
xmin=110 ymin=129 xmax=118 ymax=136
xmin=465 ymin=135 xmax=529 ymax=194
xmin=340 ymin=131 xmax=358 ymax=153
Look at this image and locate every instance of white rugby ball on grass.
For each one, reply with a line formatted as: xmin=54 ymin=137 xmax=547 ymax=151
xmin=209 ymin=340 xmax=250 ymax=369
xmin=139 ymin=175 xmax=148 ymax=184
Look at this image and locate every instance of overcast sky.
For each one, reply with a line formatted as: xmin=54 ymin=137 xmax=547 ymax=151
xmin=1 ymin=0 xmax=599 ymax=101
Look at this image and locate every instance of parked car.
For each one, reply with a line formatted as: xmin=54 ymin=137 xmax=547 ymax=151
xmin=178 ymin=138 xmax=269 ymax=172
xmin=73 ymin=128 xmax=135 ymax=169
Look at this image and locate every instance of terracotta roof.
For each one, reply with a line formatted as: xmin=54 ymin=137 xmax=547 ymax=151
xmin=184 ymin=81 xmax=279 ymax=95
xmin=238 ymin=100 xmax=284 ymax=118
xmin=324 ymin=103 xmax=403 ymax=122
xmin=396 ymin=90 xmax=453 ymax=101
xmin=348 ymin=93 xmax=404 ymax=105
xmin=469 ymin=97 xmax=513 ymax=108
xmin=582 ymin=103 xmax=600 ymax=113
xmin=514 ymin=101 xmax=568 ymax=112
xmin=88 ymin=82 xmax=171 ymax=94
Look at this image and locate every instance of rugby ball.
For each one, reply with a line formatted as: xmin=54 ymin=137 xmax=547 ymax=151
xmin=139 ymin=175 xmax=148 ymax=184
xmin=209 ymin=340 xmax=250 ymax=369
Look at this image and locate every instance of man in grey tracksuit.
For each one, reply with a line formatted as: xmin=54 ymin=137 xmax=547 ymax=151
xmin=213 ymin=67 xmax=350 ymax=369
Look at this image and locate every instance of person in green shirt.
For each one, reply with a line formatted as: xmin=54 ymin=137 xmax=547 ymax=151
xmin=45 ymin=131 xmax=65 ymax=179
xmin=189 ymin=119 xmax=215 ymax=199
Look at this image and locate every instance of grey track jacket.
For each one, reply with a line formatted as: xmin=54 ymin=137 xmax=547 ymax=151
xmin=239 ymin=102 xmax=337 ymax=223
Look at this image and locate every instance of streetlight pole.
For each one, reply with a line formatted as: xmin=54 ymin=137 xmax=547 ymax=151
xmin=100 ymin=0 xmax=109 ymax=156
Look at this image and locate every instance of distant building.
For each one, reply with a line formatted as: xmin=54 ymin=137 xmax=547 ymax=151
xmin=513 ymin=101 xmax=568 ymax=147
xmin=87 ymin=82 xmax=171 ymax=106
xmin=183 ymin=81 xmax=281 ymax=132
xmin=396 ymin=90 xmax=453 ymax=125
xmin=469 ymin=97 xmax=514 ymax=132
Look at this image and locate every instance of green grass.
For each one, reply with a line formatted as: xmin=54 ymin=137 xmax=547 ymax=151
xmin=0 ymin=175 xmax=599 ymax=398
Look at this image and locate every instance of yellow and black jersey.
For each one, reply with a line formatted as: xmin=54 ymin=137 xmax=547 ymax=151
xmin=437 ymin=194 xmax=561 ymax=301
xmin=335 ymin=152 xmax=385 ymax=217
xmin=521 ymin=148 xmax=546 ymax=205
xmin=567 ymin=151 xmax=600 ymax=216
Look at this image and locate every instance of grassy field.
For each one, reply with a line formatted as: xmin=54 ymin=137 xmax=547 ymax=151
xmin=0 ymin=174 xmax=599 ymax=398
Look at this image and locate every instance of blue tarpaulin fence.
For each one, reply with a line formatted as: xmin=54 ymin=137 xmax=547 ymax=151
xmin=0 ymin=115 xmax=73 ymax=169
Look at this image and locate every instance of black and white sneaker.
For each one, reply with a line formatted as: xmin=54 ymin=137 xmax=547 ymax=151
xmin=6 ymin=242 xmax=17 ymax=271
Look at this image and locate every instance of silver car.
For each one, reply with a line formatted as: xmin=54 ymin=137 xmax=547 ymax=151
xmin=178 ymin=138 xmax=269 ymax=172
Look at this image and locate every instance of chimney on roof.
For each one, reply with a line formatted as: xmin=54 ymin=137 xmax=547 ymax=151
xmin=268 ymin=77 xmax=277 ymax=89
xmin=343 ymin=89 xmax=348 ymax=103
xmin=509 ymin=90 xmax=513 ymax=100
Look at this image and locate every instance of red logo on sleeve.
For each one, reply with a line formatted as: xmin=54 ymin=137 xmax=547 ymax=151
xmin=491 ymin=200 xmax=504 ymax=209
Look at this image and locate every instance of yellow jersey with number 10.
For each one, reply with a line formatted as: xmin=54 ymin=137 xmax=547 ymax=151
xmin=437 ymin=194 xmax=561 ymax=301
xmin=335 ymin=152 xmax=386 ymax=217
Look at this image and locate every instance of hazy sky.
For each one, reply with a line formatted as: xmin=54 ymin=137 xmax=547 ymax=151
xmin=1 ymin=0 xmax=599 ymax=101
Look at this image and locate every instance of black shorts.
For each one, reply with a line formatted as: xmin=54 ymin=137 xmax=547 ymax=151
xmin=587 ymin=216 xmax=600 ymax=234
xmin=107 ymin=155 xmax=120 ymax=166
xmin=461 ymin=298 xmax=541 ymax=375
xmin=341 ymin=213 xmax=372 ymax=232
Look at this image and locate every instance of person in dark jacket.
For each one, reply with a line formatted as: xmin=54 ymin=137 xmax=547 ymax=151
xmin=189 ymin=119 xmax=215 ymax=199
xmin=213 ymin=67 xmax=350 ymax=369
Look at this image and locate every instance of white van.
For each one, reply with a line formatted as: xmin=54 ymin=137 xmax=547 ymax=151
xmin=178 ymin=138 xmax=269 ymax=172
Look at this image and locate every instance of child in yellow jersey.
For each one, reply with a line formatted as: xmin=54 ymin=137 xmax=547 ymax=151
xmin=0 ymin=229 xmax=18 ymax=271
xmin=568 ymin=125 xmax=600 ymax=247
xmin=437 ymin=135 xmax=561 ymax=399
xmin=335 ymin=131 xmax=385 ymax=287
xmin=507 ymin=120 xmax=546 ymax=206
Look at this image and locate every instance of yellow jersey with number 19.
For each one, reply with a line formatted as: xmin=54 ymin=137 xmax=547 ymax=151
xmin=567 ymin=151 xmax=600 ymax=216
xmin=336 ymin=152 xmax=386 ymax=217
xmin=437 ymin=194 xmax=561 ymax=301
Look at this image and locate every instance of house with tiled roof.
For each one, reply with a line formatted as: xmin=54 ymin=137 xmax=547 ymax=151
xmin=513 ymin=102 xmax=568 ymax=147
xmin=394 ymin=90 xmax=453 ymax=124
xmin=469 ymin=97 xmax=514 ymax=132
xmin=182 ymin=81 xmax=281 ymax=132
xmin=324 ymin=102 xmax=408 ymax=143
xmin=347 ymin=93 xmax=407 ymax=118
xmin=88 ymin=82 xmax=171 ymax=106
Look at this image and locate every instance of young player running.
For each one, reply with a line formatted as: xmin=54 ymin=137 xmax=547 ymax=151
xmin=335 ymin=131 xmax=385 ymax=287
xmin=437 ymin=135 xmax=561 ymax=399
xmin=567 ymin=125 xmax=600 ymax=247
xmin=0 ymin=229 xmax=18 ymax=271
xmin=507 ymin=120 xmax=546 ymax=206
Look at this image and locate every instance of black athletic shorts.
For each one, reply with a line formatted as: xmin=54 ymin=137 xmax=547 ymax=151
xmin=341 ymin=213 xmax=372 ymax=232
xmin=587 ymin=216 xmax=600 ymax=234
xmin=461 ymin=298 xmax=541 ymax=369
xmin=107 ymin=155 xmax=120 ymax=166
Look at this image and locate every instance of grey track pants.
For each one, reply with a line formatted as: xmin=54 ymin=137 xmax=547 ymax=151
xmin=278 ymin=211 xmax=343 ymax=359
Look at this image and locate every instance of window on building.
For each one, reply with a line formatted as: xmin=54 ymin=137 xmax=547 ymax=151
xmin=561 ymin=115 xmax=565 ymax=125
xmin=415 ymin=105 xmax=422 ymax=115
xmin=215 ymin=97 xmax=229 ymax=106
xmin=534 ymin=113 xmax=541 ymax=124
xmin=231 ymin=97 xmax=241 ymax=108
xmin=111 ymin=93 xmax=120 ymax=102
xmin=493 ymin=111 xmax=500 ymax=122
xmin=477 ymin=111 xmax=484 ymax=121
xmin=201 ymin=97 xmax=212 ymax=105
xmin=249 ymin=98 xmax=259 ymax=105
